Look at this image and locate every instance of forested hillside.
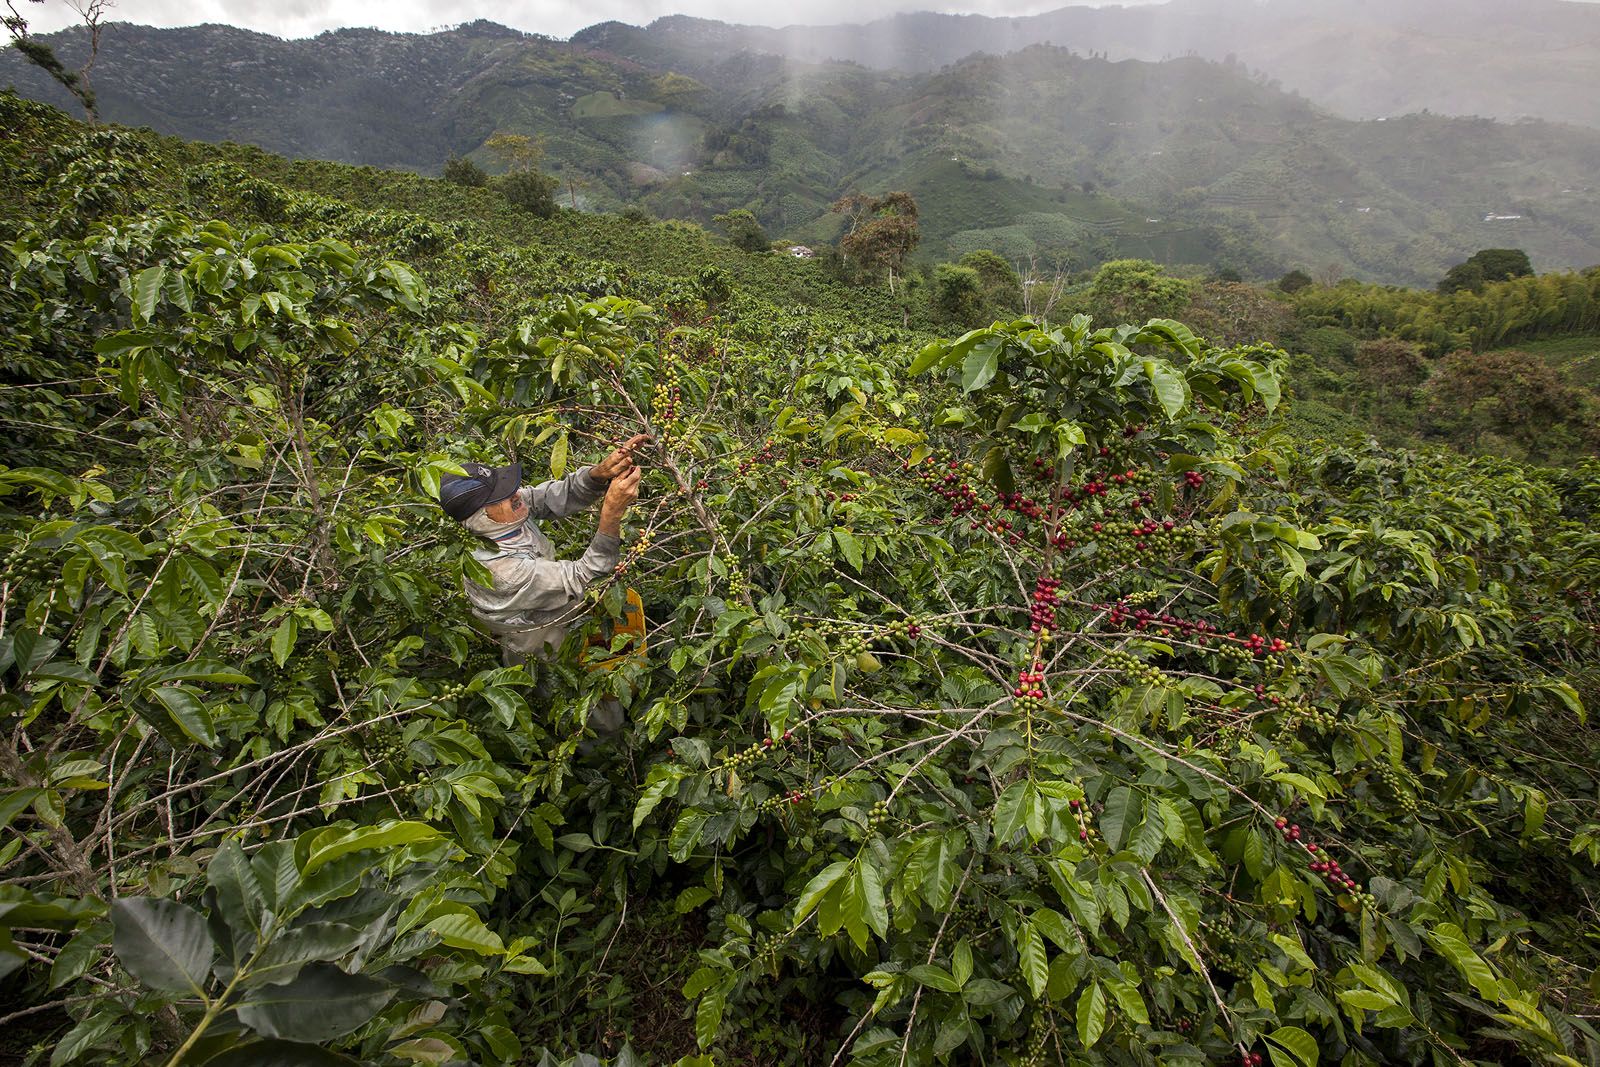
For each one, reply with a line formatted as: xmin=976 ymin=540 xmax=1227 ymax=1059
xmin=582 ymin=0 xmax=1600 ymax=128
xmin=3 ymin=93 xmax=1598 ymax=1067
xmin=6 ymin=20 xmax=1600 ymax=285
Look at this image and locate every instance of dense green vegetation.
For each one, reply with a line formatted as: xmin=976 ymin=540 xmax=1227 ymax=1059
xmin=2 ymin=95 xmax=1598 ymax=1067
xmin=8 ymin=18 xmax=1600 ymax=285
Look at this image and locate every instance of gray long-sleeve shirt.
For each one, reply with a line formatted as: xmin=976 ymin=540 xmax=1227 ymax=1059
xmin=463 ymin=466 xmax=621 ymax=635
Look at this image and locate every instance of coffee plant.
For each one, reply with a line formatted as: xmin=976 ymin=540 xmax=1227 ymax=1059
xmin=1 ymin=93 xmax=1597 ymax=1066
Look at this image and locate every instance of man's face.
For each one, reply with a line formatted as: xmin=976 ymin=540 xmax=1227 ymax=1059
xmin=483 ymin=490 xmax=527 ymax=524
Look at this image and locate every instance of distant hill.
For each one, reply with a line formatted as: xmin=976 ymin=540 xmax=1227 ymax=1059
xmin=5 ymin=16 xmax=1600 ymax=285
xmin=581 ymin=0 xmax=1600 ymax=129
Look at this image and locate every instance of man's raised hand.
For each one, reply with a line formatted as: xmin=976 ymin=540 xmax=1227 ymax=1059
xmin=592 ymin=434 xmax=655 ymax=481
xmin=598 ymin=466 xmax=642 ymax=537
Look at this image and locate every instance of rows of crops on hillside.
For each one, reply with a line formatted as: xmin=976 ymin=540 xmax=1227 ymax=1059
xmin=2 ymin=95 xmax=1598 ymax=1067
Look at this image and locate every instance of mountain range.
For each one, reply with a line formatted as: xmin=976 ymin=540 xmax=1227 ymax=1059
xmin=598 ymin=0 xmax=1600 ymax=128
xmin=4 ymin=1 xmax=1599 ymax=285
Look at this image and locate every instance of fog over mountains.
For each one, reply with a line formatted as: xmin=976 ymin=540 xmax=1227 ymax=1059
xmin=4 ymin=0 xmax=1598 ymax=284
xmin=599 ymin=0 xmax=1600 ymax=128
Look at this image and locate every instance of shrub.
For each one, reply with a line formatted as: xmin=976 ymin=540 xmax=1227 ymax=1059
xmin=492 ymin=170 xmax=559 ymax=217
xmin=442 ymin=154 xmax=488 ymax=188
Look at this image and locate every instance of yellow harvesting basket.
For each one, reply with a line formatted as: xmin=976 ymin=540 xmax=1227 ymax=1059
xmin=583 ymin=587 xmax=648 ymax=672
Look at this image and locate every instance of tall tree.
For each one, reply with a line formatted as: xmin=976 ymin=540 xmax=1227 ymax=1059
xmin=831 ymin=191 xmax=920 ymax=291
xmin=4 ymin=0 xmax=109 ymax=122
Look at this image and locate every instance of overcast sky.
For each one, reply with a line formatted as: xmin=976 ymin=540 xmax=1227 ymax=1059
xmin=20 ymin=0 xmax=1171 ymax=40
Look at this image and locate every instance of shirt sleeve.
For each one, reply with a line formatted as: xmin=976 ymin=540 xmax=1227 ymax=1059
xmin=521 ymin=465 xmax=607 ymax=520
xmin=483 ymin=531 xmax=622 ymax=615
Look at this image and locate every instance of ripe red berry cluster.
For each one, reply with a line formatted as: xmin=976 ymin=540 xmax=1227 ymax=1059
xmin=1242 ymin=633 xmax=1291 ymax=657
xmin=1062 ymin=477 xmax=1110 ymax=502
xmin=764 ymin=779 xmax=810 ymax=812
xmin=919 ymin=460 xmax=983 ymax=518
xmin=737 ymin=438 xmax=778 ymax=475
xmin=1105 ymin=603 xmax=1219 ymax=641
xmin=1061 ymin=466 xmax=1149 ymax=506
xmin=1029 ymin=575 xmax=1060 ymax=633
xmin=1181 ymin=470 xmax=1206 ymax=489
xmin=1012 ymin=660 xmax=1048 ymax=712
xmin=1239 ymin=1051 xmax=1265 ymax=1066
xmin=1274 ymin=817 xmax=1372 ymax=905
xmin=997 ymin=491 xmax=1045 ymax=521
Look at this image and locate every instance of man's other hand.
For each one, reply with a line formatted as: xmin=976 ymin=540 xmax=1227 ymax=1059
xmin=592 ymin=434 xmax=655 ymax=481
xmin=598 ymin=466 xmax=642 ymax=537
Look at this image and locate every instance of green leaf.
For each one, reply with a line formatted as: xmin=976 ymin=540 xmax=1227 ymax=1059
xmin=425 ymin=912 xmax=504 ymax=955
xmin=993 ymin=780 xmax=1033 ymax=845
xmin=908 ymin=964 xmax=963 ymax=993
xmin=271 ymin=616 xmax=298 ymax=668
xmin=132 ymin=265 xmax=166 ymax=324
xmin=208 ymin=839 xmax=266 ymax=957
xmin=386 ymin=1039 xmax=456 ymax=1065
xmin=908 ymin=341 xmax=946 ymax=375
xmin=856 ymin=859 xmax=888 ymax=939
xmin=299 ymin=821 xmax=442 ymax=875
xmin=962 ymin=978 xmax=1014 ymax=1006
xmin=1016 ymin=921 xmax=1048 ymax=998
xmin=1108 ymin=979 xmax=1150 ymax=1025
xmin=110 ymin=898 xmax=215 ymax=996
xmin=1265 ymin=1026 xmax=1319 ymax=1067
xmin=1425 ymin=923 xmax=1501 ymax=1000
xmin=1521 ymin=789 xmax=1547 ymax=840
xmin=675 ymin=887 xmax=714 ymax=913
xmin=961 ymin=340 xmax=1000 ymax=393
xmin=795 ymin=860 xmax=851 ymax=923
xmin=235 ymin=961 xmax=394 ymax=1042
xmin=49 ymin=1012 xmax=117 ymax=1067
xmin=1338 ymin=989 xmax=1396 ymax=1012
xmin=1099 ymin=786 xmax=1138 ymax=852
xmin=1076 ymin=981 xmax=1107 ymax=1048
xmin=834 ymin=528 xmax=864 ymax=573
xmin=633 ymin=765 xmax=687 ymax=830
xmin=1269 ymin=932 xmax=1317 ymax=973
xmin=951 ymin=939 xmax=973 ymax=986
xmin=1144 ymin=360 xmax=1188 ymax=418
xmin=246 ymin=923 xmax=367 ymax=987
xmin=550 ymin=430 xmax=569 ymax=480
xmin=195 ymin=1039 xmax=363 ymax=1067
xmin=1543 ymin=681 xmax=1584 ymax=722
xmin=694 ymin=985 xmax=726 ymax=1050
xmin=49 ymin=925 xmax=105 ymax=990
xmin=149 ymin=686 xmax=217 ymax=748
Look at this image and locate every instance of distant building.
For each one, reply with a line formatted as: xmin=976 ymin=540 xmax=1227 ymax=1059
xmin=787 ymin=245 xmax=816 ymax=259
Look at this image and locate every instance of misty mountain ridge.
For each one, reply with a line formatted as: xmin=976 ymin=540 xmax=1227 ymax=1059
xmin=596 ymin=0 xmax=1600 ymax=128
xmin=3 ymin=6 xmax=1598 ymax=286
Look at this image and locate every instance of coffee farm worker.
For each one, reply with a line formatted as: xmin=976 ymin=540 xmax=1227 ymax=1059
xmin=437 ymin=434 xmax=652 ymax=667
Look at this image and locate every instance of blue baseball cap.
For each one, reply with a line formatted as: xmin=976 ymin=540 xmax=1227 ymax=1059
xmin=438 ymin=461 xmax=521 ymax=521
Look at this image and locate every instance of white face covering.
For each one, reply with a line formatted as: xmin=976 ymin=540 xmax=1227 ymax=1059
xmin=461 ymin=499 xmax=539 ymax=552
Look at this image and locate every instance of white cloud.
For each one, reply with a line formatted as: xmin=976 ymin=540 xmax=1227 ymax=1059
xmin=17 ymin=0 xmax=1156 ymax=40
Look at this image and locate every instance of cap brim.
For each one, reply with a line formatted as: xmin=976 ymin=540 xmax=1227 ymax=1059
xmin=482 ymin=462 xmax=522 ymax=507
